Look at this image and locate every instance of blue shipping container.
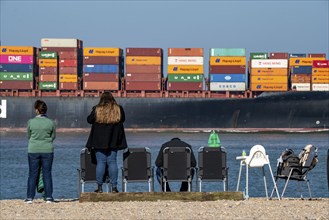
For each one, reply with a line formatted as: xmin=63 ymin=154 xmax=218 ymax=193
xmin=0 ymin=64 xmax=34 ymax=72
xmin=210 ymin=74 xmax=246 ymax=82
xmin=289 ymin=53 xmax=307 ymax=58
xmin=291 ymin=66 xmax=313 ymax=74
xmin=83 ymin=65 xmax=118 ymax=73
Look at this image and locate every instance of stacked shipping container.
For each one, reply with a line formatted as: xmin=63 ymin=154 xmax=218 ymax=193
xmin=209 ymin=48 xmax=246 ymax=91
xmin=312 ymin=60 xmax=329 ymax=91
xmin=167 ymin=48 xmax=203 ymax=91
xmin=0 ymin=46 xmax=36 ymax=90
xmin=250 ymin=52 xmax=289 ymax=91
xmin=125 ymin=48 xmax=163 ymax=91
xmin=83 ymin=48 xmax=123 ymax=90
xmin=41 ymin=38 xmax=83 ymax=90
xmin=38 ymin=51 xmax=58 ymax=90
xmin=290 ymin=56 xmax=326 ymax=91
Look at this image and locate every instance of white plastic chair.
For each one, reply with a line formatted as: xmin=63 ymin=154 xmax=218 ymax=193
xmin=237 ymin=145 xmax=280 ymax=200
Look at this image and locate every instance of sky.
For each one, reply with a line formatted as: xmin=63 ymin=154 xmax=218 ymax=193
xmin=0 ymin=0 xmax=328 ymax=74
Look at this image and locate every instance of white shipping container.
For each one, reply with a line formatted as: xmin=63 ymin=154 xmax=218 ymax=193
xmin=291 ymin=83 xmax=311 ymax=91
xmin=168 ymin=57 xmax=204 ymax=65
xmin=209 ymin=82 xmax=246 ymax=91
xmin=41 ymin=38 xmax=79 ymax=47
xmin=312 ymin=84 xmax=329 ymax=91
xmin=251 ymin=59 xmax=288 ymax=68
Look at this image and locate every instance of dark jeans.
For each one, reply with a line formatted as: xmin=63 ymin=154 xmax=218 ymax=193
xmin=27 ymin=153 xmax=54 ymax=200
xmin=156 ymin=167 xmax=194 ymax=192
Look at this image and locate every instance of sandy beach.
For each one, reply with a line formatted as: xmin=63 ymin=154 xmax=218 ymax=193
xmin=1 ymin=198 xmax=328 ymax=220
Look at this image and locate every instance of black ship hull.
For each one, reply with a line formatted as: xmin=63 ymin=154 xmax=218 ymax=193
xmin=0 ymin=91 xmax=328 ymax=130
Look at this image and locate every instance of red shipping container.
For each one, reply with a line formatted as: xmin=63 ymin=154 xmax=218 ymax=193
xmin=59 ymin=67 xmax=77 ymax=74
xmin=126 ymin=48 xmax=162 ymax=56
xmin=312 ymin=60 xmax=329 ymax=68
xmin=125 ymin=65 xmax=162 ymax=74
xmin=39 ymin=74 xmax=57 ymax=82
xmin=59 ymin=59 xmax=78 ymax=67
xmin=0 ymin=81 xmax=33 ymax=89
xmin=83 ymin=73 xmax=119 ymax=81
xmin=59 ymin=51 xmax=78 ymax=59
xmin=168 ymin=48 xmax=203 ymax=56
xmin=126 ymin=73 xmax=161 ymax=81
xmin=126 ymin=81 xmax=161 ymax=91
xmin=39 ymin=67 xmax=58 ymax=74
xmin=168 ymin=82 xmax=202 ymax=91
xmin=269 ymin=52 xmax=289 ymax=59
xmin=308 ymin=53 xmax=326 ymax=58
xmin=83 ymin=56 xmax=120 ymax=65
xmin=59 ymin=82 xmax=77 ymax=90
xmin=84 ymin=82 xmax=119 ymax=90
xmin=42 ymin=47 xmax=79 ymax=52
xmin=209 ymin=65 xmax=246 ymax=74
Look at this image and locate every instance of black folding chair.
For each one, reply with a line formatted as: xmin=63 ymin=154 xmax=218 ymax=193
xmin=161 ymin=146 xmax=194 ymax=192
xmin=77 ymin=148 xmax=109 ymax=195
xmin=121 ymin=147 xmax=154 ymax=192
xmin=197 ymin=147 xmax=228 ymax=192
xmin=270 ymin=145 xmax=318 ymax=199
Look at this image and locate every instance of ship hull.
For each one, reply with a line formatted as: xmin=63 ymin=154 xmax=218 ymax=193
xmin=0 ymin=91 xmax=328 ymax=129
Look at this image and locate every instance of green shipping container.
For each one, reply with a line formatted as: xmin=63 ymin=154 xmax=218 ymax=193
xmin=250 ymin=52 xmax=268 ymax=60
xmin=39 ymin=82 xmax=57 ymax=90
xmin=0 ymin=72 xmax=33 ymax=80
xmin=39 ymin=51 xmax=57 ymax=59
xmin=168 ymin=74 xmax=203 ymax=82
xmin=210 ymin=48 xmax=246 ymax=56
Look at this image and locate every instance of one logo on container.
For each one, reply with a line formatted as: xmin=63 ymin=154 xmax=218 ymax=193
xmin=215 ymin=58 xmax=220 ymax=63
xmin=295 ymin=60 xmax=300 ymax=64
xmin=0 ymin=100 xmax=7 ymax=118
xmin=256 ymin=85 xmax=262 ymax=89
xmin=224 ymin=76 xmax=231 ymax=81
xmin=173 ymin=67 xmax=178 ymax=71
xmin=1 ymin=48 xmax=7 ymax=53
xmin=88 ymin=49 xmax=94 ymax=54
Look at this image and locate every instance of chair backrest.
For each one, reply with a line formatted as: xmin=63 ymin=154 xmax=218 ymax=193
xmin=245 ymin=144 xmax=269 ymax=167
xmin=80 ymin=148 xmax=97 ymax=182
xmin=163 ymin=146 xmax=192 ymax=180
xmin=299 ymin=144 xmax=318 ymax=174
xmin=198 ymin=147 xmax=226 ymax=180
xmin=123 ymin=147 xmax=152 ymax=181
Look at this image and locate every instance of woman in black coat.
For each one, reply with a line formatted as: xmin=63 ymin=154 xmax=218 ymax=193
xmin=86 ymin=92 xmax=127 ymax=193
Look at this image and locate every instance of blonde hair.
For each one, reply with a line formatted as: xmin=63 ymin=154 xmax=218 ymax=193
xmin=95 ymin=92 xmax=121 ymax=124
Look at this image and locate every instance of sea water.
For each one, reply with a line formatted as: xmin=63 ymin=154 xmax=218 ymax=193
xmin=0 ymin=131 xmax=328 ymax=200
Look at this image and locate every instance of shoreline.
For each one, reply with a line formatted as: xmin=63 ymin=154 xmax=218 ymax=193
xmin=1 ymin=198 xmax=328 ymax=220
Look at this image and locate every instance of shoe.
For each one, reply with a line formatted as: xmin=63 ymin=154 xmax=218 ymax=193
xmin=94 ymin=185 xmax=103 ymax=193
xmin=46 ymin=198 xmax=54 ymax=203
xmin=24 ymin=199 xmax=33 ymax=204
xmin=111 ymin=187 xmax=119 ymax=193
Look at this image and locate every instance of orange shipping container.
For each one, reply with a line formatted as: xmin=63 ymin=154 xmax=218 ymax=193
xmin=126 ymin=56 xmax=161 ymax=65
xmin=0 ymin=46 xmax=35 ymax=55
xmin=312 ymin=68 xmax=329 ymax=76
xmin=289 ymin=57 xmax=326 ymax=66
xmin=250 ymin=83 xmax=288 ymax=91
xmin=251 ymin=75 xmax=288 ymax=84
xmin=250 ymin=68 xmax=288 ymax=76
xmin=84 ymin=82 xmax=119 ymax=90
xmin=312 ymin=75 xmax=329 ymax=83
xmin=167 ymin=65 xmax=203 ymax=74
xmin=83 ymin=48 xmax=122 ymax=57
xmin=210 ymin=57 xmax=246 ymax=66
xmin=59 ymin=74 xmax=78 ymax=83
xmin=39 ymin=74 xmax=57 ymax=82
xmin=39 ymin=59 xmax=58 ymax=67
xmin=291 ymin=74 xmax=311 ymax=83
xmin=168 ymin=48 xmax=203 ymax=56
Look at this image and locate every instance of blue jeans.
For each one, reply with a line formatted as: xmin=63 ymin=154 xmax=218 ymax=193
xmin=95 ymin=150 xmax=118 ymax=187
xmin=27 ymin=153 xmax=54 ymax=200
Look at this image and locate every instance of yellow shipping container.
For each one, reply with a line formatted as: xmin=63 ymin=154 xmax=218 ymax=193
xmin=83 ymin=48 xmax=121 ymax=57
xmin=167 ymin=65 xmax=204 ymax=74
xmin=39 ymin=59 xmax=58 ymax=67
xmin=126 ymin=56 xmax=161 ymax=65
xmin=59 ymin=74 xmax=78 ymax=83
xmin=210 ymin=56 xmax=246 ymax=66
xmin=312 ymin=68 xmax=329 ymax=76
xmin=0 ymin=46 xmax=35 ymax=55
xmin=251 ymin=75 xmax=288 ymax=84
xmin=250 ymin=83 xmax=288 ymax=91
xmin=312 ymin=75 xmax=329 ymax=83
xmin=289 ymin=57 xmax=326 ymax=66
xmin=251 ymin=68 xmax=288 ymax=76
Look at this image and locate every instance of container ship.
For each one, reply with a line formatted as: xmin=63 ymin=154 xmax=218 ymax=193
xmin=0 ymin=38 xmax=328 ymax=130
